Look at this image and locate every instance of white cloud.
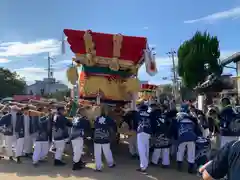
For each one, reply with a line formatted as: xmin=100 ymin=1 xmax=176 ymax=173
xmin=53 ymin=60 xmax=72 ymax=65
xmin=0 ymin=58 xmax=10 ymax=63
xmin=143 ymin=26 xmax=149 ymax=30
xmin=184 ymin=7 xmax=240 ymax=24
xmin=15 ymin=67 xmax=47 ymax=74
xmin=220 ymin=50 xmax=239 ymax=60
xmin=12 ymin=50 xmax=238 ymax=86
xmin=14 ymin=67 xmax=69 ymax=86
xmin=0 ymin=39 xmax=61 ymax=57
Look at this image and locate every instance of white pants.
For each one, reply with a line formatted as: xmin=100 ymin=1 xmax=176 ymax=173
xmin=0 ymin=133 xmax=5 ymax=153
xmin=15 ymin=138 xmax=25 ymax=157
xmin=202 ymin=128 xmax=209 ymax=138
xmin=23 ymin=134 xmax=36 ymax=154
xmin=128 ymin=135 xmax=138 ymax=155
xmin=54 ymin=140 xmax=65 ymax=160
xmin=5 ymin=135 xmax=15 ymax=157
xmin=94 ymin=143 xmax=114 ymax=170
xmin=137 ymin=132 xmax=150 ymax=170
xmin=151 ymin=148 xmax=170 ymax=165
xmin=220 ymin=136 xmax=239 ymax=148
xmin=32 ymin=141 xmax=49 ymax=164
xmin=177 ymin=141 xmax=195 ymax=164
xmin=71 ymin=137 xmax=84 ymax=163
xmin=50 ymin=142 xmax=56 ymax=150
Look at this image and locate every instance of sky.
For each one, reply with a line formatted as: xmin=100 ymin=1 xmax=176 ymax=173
xmin=0 ymin=0 xmax=240 ymax=87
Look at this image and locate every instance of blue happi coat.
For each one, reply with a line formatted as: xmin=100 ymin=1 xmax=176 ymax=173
xmin=151 ymin=110 xmax=172 ymax=148
xmin=137 ymin=105 xmax=153 ymax=135
xmin=29 ymin=116 xmax=40 ymax=135
xmin=35 ymin=116 xmax=51 ymax=142
xmin=0 ymin=113 xmax=14 ymax=136
xmin=219 ymin=106 xmax=240 ymax=136
xmin=195 ymin=137 xmax=210 ymax=166
xmin=122 ymin=110 xmax=139 ymax=132
xmin=173 ymin=112 xmax=202 ymax=144
xmin=52 ymin=113 xmax=72 ymax=141
xmin=93 ymin=115 xmax=117 ymax=144
xmin=70 ymin=116 xmax=91 ymax=140
xmin=15 ymin=112 xmax=25 ymax=139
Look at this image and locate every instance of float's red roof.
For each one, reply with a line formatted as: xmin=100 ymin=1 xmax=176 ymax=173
xmin=64 ymin=29 xmax=147 ymax=64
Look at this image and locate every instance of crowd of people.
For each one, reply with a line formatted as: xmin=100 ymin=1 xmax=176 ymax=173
xmin=0 ymin=97 xmax=239 ymax=180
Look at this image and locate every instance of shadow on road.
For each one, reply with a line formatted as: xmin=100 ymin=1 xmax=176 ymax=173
xmin=0 ymin=141 xmax=199 ymax=180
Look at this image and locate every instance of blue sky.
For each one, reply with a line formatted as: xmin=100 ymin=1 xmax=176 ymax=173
xmin=0 ymin=0 xmax=240 ymax=86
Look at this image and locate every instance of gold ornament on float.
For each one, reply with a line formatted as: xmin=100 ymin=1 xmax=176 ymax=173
xmin=66 ymin=66 xmax=78 ymax=85
xmin=85 ymin=53 xmax=95 ymax=66
xmin=124 ymin=78 xmax=140 ymax=93
xmin=109 ymin=57 xmax=120 ymax=71
xmin=83 ymin=30 xmax=96 ymax=66
xmin=110 ymin=34 xmax=122 ymax=71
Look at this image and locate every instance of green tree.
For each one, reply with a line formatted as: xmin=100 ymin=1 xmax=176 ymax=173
xmin=162 ymin=84 xmax=173 ymax=93
xmin=0 ymin=68 xmax=26 ymax=98
xmin=177 ymin=31 xmax=222 ymax=89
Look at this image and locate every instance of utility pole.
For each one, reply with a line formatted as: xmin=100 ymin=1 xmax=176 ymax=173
xmin=167 ymin=49 xmax=177 ymax=100
xmin=47 ymin=52 xmax=55 ymax=79
xmin=47 ymin=52 xmax=51 ymax=79
xmin=46 ymin=53 xmax=55 ymax=95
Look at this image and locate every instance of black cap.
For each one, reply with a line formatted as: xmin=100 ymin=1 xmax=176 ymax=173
xmin=221 ymin=97 xmax=230 ymax=105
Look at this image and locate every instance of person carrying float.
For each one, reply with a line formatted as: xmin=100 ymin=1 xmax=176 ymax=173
xmin=136 ymin=103 xmax=154 ymax=173
xmin=70 ymin=108 xmax=91 ymax=170
xmin=0 ymin=105 xmax=25 ymax=163
xmin=172 ymin=104 xmax=202 ymax=174
xmin=23 ymin=106 xmax=40 ymax=158
xmin=0 ymin=104 xmax=6 ymax=159
xmin=219 ymin=97 xmax=240 ymax=147
xmin=150 ymin=104 xmax=172 ymax=168
xmin=14 ymin=106 xmax=30 ymax=163
xmin=32 ymin=108 xmax=52 ymax=166
xmin=0 ymin=105 xmax=14 ymax=160
xmin=120 ymin=107 xmax=139 ymax=158
xmin=93 ymin=105 xmax=117 ymax=172
xmin=52 ymin=106 xmax=72 ymax=166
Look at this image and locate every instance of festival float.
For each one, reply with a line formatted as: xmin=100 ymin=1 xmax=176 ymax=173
xmin=63 ymin=29 xmax=157 ymax=126
xmin=137 ymin=83 xmax=158 ymax=104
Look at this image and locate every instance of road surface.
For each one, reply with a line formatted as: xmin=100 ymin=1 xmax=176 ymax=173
xmin=0 ymin=142 xmax=199 ymax=180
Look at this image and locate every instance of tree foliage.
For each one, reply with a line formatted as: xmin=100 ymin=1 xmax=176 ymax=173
xmin=0 ymin=68 xmax=26 ymax=98
xmin=161 ymin=84 xmax=173 ymax=94
xmin=177 ymin=31 xmax=222 ymax=88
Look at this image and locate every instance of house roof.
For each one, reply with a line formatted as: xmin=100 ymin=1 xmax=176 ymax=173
xmin=221 ymin=52 xmax=240 ymax=67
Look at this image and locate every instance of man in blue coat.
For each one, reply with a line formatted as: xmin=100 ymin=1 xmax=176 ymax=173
xmin=173 ymin=105 xmax=202 ymax=173
xmin=32 ymin=114 xmax=51 ymax=166
xmin=70 ymin=110 xmax=91 ymax=170
xmin=0 ymin=105 xmax=13 ymax=160
xmin=93 ymin=105 xmax=117 ymax=171
xmin=0 ymin=105 xmax=25 ymax=163
xmin=136 ymin=104 xmax=154 ymax=172
xmin=52 ymin=106 xmax=72 ymax=166
xmin=219 ymin=97 xmax=240 ymax=148
xmin=151 ymin=104 xmax=172 ymax=168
